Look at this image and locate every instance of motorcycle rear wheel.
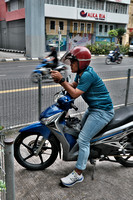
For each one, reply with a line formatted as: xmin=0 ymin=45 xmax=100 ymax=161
xmin=116 ymin=58 xmax=122 ymax=64
xmin=14 ymin=132 xmax=59 ymax=170
xmin=115 ymin=154 xmax=133 ymax=167
xmin=31 ymin=72 xmax=42 ymax=83
xmin=105 ymin=58 xmax=111 ymax=65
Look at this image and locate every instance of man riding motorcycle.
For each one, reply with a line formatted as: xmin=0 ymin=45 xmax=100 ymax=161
xmin=44 ymin=45 xmax=58 ymax=69
xmin=51 ymin=46 xmax=114 ymax=187
xmin=113 ymin=44 xmax=120 ymax=61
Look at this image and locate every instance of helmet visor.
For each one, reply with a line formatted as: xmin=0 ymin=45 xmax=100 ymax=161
xmin=61 ymin=51 xmax=77 ymax=66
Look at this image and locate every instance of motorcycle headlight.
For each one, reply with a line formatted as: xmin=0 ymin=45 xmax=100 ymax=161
xmin=41 ymin=113 xmax=61 ymax=125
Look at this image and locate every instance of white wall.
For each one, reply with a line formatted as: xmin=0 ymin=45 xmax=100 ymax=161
xmin=45 ymin=5 xmax=77 ymax=19
xmin=106 ymin=12 xmax=129 ymax=24
xmin=106 ymin=0 xmax=130 ymax=4
xmin=45 ymin=5 xmax=129 ymax=24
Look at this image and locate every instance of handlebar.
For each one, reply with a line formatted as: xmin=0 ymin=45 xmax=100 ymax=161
xmin=70 ymin=103 xmax=78 ymax=111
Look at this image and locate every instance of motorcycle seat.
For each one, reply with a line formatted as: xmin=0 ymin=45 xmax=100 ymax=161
xmin=99 ymin=105 xmax=133 ymax=135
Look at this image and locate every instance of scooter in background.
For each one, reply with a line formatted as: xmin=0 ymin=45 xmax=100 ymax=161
xmin=31 ymin=59 xmax=67 ymax=83
xmin=105 ymin=51 xmax=123 ymax=65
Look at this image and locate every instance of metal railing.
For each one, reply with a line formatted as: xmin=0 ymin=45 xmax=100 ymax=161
xmin=0 ymin=129 xmax=6 ymax=200
xmin=0 ymin=127 xmax=15 ymax=200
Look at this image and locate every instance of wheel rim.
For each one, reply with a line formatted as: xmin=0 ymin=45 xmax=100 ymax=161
xmin=115 ymin=153 xmax=133 ymax=165
xmin=106 ymin=58 xmax=111 ymax=64
xmin=17 ymin=133 xmax=53 ymax=168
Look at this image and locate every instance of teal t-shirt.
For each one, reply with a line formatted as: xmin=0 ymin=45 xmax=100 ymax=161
xmin=74 ymin=66 xmax=113 ymax=111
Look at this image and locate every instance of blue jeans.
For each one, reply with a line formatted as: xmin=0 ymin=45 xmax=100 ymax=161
xmin=76 ymin=108 xmax=114 ymax=170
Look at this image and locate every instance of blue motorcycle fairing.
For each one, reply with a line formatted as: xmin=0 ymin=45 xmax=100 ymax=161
xmin=36 ymin=64 xmax=46 ymax=69
xmin=19 ymin=122 xmax=51 ymax=139
xmin=40 ymin=104 xmax=63 ymax=119
xmin=57 ymin=94 xmax=74 ymax=111
xmin=33 ymin=70 xmax=42 ymax=73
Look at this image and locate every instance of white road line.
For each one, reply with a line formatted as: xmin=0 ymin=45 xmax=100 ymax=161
xmin=0 ymin=74 xmax=6 ymax=76
xmin=112 ymin=65 xmax=133 ymax=69
xmin=18 ymin=64 xmax=37 ymax=67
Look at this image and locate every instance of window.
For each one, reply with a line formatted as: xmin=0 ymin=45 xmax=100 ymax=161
xmin=80 ymin=23 xmax=85 ymax=32
xmin=73 ymin=22 xmax=78 ymax=32
xmin=106 ymin=2 xmax=127 ymax=14
xmin=104 ymin=25 xmax=108 ymax=33
xmin=77 ymin=0 xmax=104 ymax=10
xmin=50 ymin=21 xmax=55 ymax=30
xmin=7 ymin=0 xmax=24 ymax=11
xmin=99 ymin=25 xmax=103 ymax=33
xmin=59 ymin=21 xmax=64 ymax=30
xmin=110 ymin=25 xmax=113 ymax=30
xmin=86 ymin=23 xmax=91 ymax=33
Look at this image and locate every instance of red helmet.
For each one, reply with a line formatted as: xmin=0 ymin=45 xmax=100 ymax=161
xmin=65 ymin=46 xmax=91 ymax=72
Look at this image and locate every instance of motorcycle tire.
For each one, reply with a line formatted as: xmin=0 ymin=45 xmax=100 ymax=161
xmin=105 ymin=58 xmax=111 ymax=65
xmin=14 ymin=132 xmax=59 ymax=170
xmin=31 ymin=72 xmax=42 ymax=83
xmin=116 ymin=58 xmax=122 ymax=64
xmin=114 ymin=139 xmax=133 ymax=167
xmin=115 ymin=154 xmax=133 ymax=167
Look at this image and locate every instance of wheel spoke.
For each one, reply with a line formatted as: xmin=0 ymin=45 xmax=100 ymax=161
xmin=39 ymin=154 xmax=43 ymax=164
xmin=43 ymin=146 xmax=52 ymax=150
xmin=22 ymin=142 xmax=32 ymax=151
xmin=24 ymin=153 xmax=34 ymax=161
xmin=124 ymin=155 xmax=131 ymax=161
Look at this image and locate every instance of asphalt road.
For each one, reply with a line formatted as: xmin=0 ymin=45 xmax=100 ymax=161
xmin=0 ymin=56 xmax=133 ymax=79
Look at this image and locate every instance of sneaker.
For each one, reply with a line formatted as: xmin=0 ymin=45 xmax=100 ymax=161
xmin=60 ymin=170 xmax=84 ymax=187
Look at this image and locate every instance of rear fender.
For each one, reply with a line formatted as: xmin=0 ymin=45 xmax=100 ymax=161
xmin=19 ymin=122 xmax=51 ymax=139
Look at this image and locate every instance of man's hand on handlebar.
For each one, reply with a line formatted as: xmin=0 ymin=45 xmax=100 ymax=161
xmin=51 ymin=70 xmax=63 ymax=83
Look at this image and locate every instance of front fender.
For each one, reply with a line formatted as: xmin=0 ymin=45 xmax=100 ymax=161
xmin=19 ymin=122 xmax=51 ymax=139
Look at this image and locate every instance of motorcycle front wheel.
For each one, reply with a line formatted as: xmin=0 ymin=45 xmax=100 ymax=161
xmin=105 ymin=58 xmax=111 ymax=65
xmin=31 ymin=72 xmax=42 ymax=83
xmin=14 ymin=132 xmax=59 ymax=170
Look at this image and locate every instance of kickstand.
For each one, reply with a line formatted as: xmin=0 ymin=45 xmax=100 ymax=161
xmin=90 ymin=159 xmax=96 ymax=180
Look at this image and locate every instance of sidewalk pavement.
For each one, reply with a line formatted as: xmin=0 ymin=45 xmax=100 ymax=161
xmin=5 ymin=129 xmax=133 ymax=200
xmin=0 ymin=50 xmax=66 ymax=62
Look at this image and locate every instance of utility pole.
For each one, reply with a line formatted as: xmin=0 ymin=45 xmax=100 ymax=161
xmin=58 ymin=26 xmax=61 ymax=58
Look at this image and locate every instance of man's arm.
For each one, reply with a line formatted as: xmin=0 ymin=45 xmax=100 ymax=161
xmin=60 ymin=81 xmax=84 ymax=99
xmin=51 ymin=71 xmax=84 ymax=99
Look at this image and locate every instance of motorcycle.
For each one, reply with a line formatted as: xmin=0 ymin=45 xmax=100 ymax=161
xmin=14 ymin=87 xmax=133 ymax=175
xmin=105 ymin=51 xmax=123 ymax=65
xmin=31 ymin=59 xmax=67 ymax=83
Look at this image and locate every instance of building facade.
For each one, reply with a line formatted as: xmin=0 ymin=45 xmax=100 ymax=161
xmin=0 ymin=0 xmax=131 ymax=52
xmin=124 ymin=0 xmax=133 ymax=45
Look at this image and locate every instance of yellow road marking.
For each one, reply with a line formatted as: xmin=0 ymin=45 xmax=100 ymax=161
xmin=0 ymin=76 xmax=133 ymax=94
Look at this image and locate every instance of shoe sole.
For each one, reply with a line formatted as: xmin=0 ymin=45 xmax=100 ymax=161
xmin=60 ymin=177 xmax=84 ymax=187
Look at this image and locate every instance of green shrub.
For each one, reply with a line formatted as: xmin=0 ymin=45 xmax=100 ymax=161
xmin=86 ymin=42 xmax=129 ymax=55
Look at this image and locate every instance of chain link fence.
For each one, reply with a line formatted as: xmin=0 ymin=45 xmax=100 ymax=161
xmin=0 ymin=69 xmax=133 ymax=129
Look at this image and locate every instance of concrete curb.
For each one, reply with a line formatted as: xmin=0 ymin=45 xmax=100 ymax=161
xmin=0 ymin=48 xmax=25 ymax=54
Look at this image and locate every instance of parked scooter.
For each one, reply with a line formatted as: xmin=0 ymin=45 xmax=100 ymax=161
xmin=14 ymin=85 xmax=133 ymax=172
xmin=105 ymin=51 xmax=123 ymax=65
xmin=31 ymin=59 xmax=67 ymax=83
